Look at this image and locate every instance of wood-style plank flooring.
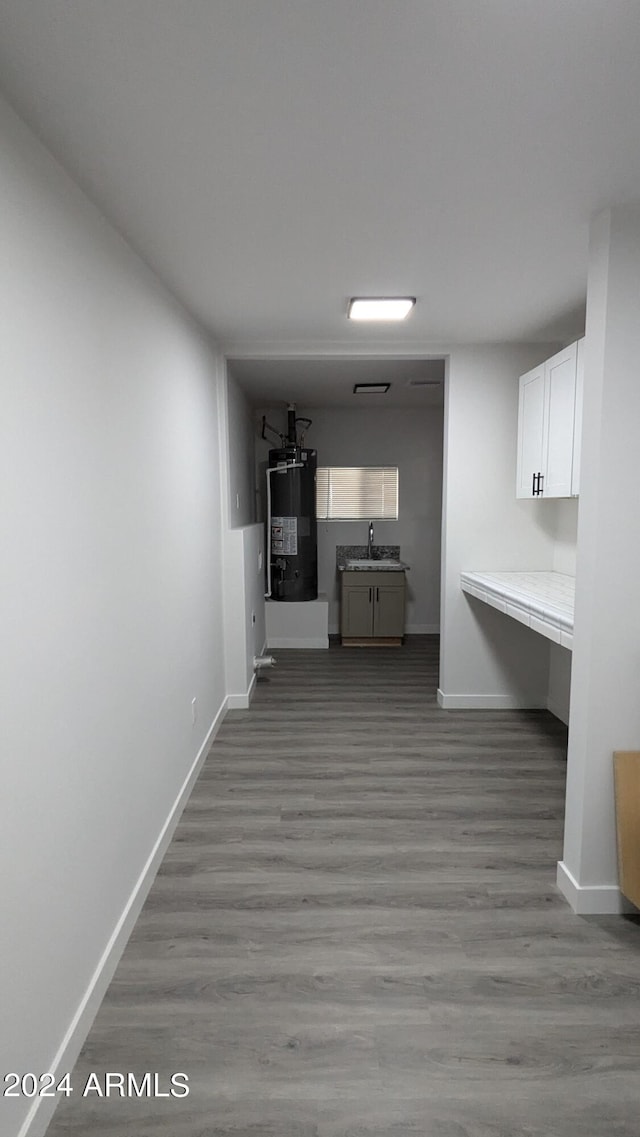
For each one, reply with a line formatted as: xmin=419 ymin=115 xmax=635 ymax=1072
xmin=47 ymin=637 xmax=640 ymax=1136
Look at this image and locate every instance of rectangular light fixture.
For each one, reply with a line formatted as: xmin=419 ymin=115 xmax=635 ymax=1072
xmin=348 ymin=297 xmax=415 ymax=321
xmin=353 ymin=383 xmax=391 ymax=394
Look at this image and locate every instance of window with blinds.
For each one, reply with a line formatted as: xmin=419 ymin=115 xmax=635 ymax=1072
xmin=316 ymin=466 xmax=399 ymax=520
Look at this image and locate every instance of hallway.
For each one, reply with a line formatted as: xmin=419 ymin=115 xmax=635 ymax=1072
xmin=47 ymin=637 xmax=640 ymax=1136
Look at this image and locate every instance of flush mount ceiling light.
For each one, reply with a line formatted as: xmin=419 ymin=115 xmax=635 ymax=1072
xmin=347 ymin=297 xmax=416 ymax=322
xmin=353 ymin=383 xmax=391 ymax=394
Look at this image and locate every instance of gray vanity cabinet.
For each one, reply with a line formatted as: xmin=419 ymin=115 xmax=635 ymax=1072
xmin=341 ymin=570 xmax=406 ymax=644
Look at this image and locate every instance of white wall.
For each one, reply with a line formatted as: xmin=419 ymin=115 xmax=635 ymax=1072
xmin=559 ymin=204 xmax=640 ymax=914
xmin=544 ymin=499 xmax=578 ymax=724
xmin=256 ymin=405 xmax=444 ymax=634
xmin=220 ymin=365 xmax=266 ymax=702
xmin=0 ymin=96 xmax=228 ymax=1137
xmin=551 ymin=498 xmax=579 ymax=575
xmin=223 ymin=524 xmax=266 ymax=705
xmin=226 ymin=365 xmax=258 ymax=527
xmin=439 ymin=346 xmax=561 ymax=708
xmin=548 ymin=644 xmax=572 ymax=726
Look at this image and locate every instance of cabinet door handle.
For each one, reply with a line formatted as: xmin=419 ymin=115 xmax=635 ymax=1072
xmin=538 ymin=473 xmax=544 ymax=495
xmin=369 ymin=587 xmax=372 ymax=603
xmin=532 ymin=471 xmax=537 ymax=496
xmin=376 ymin=587 xmax=379 ymax=602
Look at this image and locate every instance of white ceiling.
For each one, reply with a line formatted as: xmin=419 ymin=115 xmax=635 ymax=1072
xmin=1 ymin=2 xmax=640 ymax=402
xmin=229 ymin=357 xmax=445 ymax=409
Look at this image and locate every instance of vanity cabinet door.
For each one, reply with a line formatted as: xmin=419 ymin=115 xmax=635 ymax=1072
xmin=372 ymin=580 xmax=406 ymax=637
xmin=341 ymin=581 xmax=373 ymax=637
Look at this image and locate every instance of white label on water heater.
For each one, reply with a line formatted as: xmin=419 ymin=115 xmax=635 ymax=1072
xmin=271 ymin=516 xmax=298 ymax=555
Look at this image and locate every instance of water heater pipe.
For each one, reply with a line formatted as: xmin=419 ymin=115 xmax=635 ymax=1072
xmin=265 ymin=462 xmax=304 ymax=599
xmin=287 ymin=404 xmax=297 ymax=444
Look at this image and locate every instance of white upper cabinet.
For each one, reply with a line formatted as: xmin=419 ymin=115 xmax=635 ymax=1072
xmin=571 ymin=337 xmax=585 ymax=496
xmin=516 ymin=338 xmax=584 ymax=499
xmin=516 ymin=362 xmax=546 ymax=498
xmin=542 ymin=342 xmax=578 ymax=497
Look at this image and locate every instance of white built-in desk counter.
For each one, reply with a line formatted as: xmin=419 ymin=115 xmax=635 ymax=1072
xmin=460 ymin=571 xmax=575 ymax=650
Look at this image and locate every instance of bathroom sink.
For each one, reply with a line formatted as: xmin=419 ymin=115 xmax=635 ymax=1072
xmin=345 ymin=558 xmax=403 ymax=569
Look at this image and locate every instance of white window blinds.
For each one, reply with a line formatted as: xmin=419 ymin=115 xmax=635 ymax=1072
xmin=316 ymin=467 xmax=399 ymax=520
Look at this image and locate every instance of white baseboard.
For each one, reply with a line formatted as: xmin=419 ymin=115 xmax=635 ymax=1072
xmin=556 ymin=860 xmax=625 ymax=915
xmin=266 ymin=636 xmax=328 ymax=648
xmin=228 ymin=642 xmax=269 ymax=707
xmin=19 ymin=701 xmax=227 ymax=1137
xmin=547 ymin=697 xmax=570 ymax=725
xmin=437 ymin=689 xmax=547 ymax=710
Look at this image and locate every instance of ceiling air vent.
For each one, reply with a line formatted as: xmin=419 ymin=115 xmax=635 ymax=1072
xmin=353 ymin=383 xmax=391 ymax=394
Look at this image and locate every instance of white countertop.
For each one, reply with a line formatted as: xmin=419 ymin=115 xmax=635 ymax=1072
xmin=460 ymin=570 xmax=575 ymax=650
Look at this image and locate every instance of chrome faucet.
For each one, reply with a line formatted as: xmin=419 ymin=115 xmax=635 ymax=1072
xmin=367 ymin=520 xmax=374 ymax=557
